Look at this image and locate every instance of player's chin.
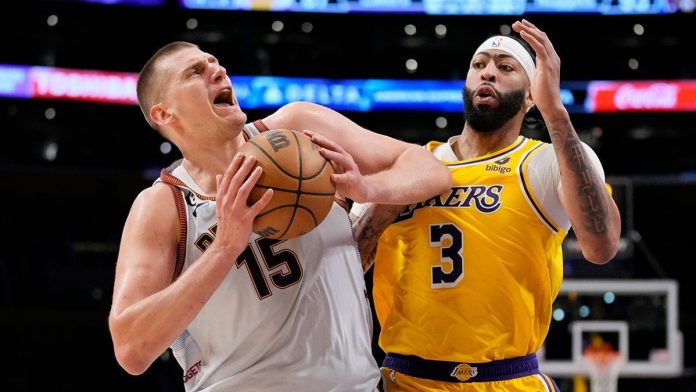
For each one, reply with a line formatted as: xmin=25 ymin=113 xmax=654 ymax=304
xmin=474 ymin=99 xmax=499 ymax=110
xmin=216 ymin=107 xmax=247 ymax=125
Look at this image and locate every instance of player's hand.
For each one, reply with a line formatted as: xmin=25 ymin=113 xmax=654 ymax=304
xmin=213 ymin=153 xmax=273 ymax=254
xmin=512 ymin=19 xmax=566 ymax=123
xmin=303 ymin=129 xmax=370 ymax=203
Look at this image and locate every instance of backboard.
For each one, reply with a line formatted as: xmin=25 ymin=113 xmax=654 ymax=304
xmin=538 ymin=279 xmax=682 ymax=378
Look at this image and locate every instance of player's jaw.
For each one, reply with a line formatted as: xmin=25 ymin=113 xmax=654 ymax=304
xmin=462 ymin=85 xmax=525 ymax=133
xmin=206 ymin=83 xmax=247 ymax=132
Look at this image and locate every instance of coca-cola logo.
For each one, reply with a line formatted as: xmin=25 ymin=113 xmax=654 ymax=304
xmin=614 ymin=83 xmax=678 ymax=110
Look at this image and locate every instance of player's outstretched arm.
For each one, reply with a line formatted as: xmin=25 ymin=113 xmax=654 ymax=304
xmin=108 ymin=155 xmax=271 ymax=375
xmin=262 ymin=101 xmax=452 ymax=204
xmin=513 ymin=19 xmax=620 ymax=263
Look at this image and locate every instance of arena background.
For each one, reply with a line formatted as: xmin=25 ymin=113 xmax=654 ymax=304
xmin=1 ymin=1 xmax=695 ymax=391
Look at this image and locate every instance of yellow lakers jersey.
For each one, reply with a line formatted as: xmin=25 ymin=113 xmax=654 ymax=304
xmin=373 ymin=135 xmax=568 ymax=363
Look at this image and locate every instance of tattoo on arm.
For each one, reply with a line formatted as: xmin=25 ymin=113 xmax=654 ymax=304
xmin=549 ymin=121 xmax=609 ymax=234
xmin=354 ymin=205 xmax=402 ymax=271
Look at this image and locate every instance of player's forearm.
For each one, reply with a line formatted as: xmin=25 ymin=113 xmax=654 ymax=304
xmin=110 ymin=246 xmax=237 ymax=375
xmin=363 ymin=145 xmax=451 ymax=204
xmin=547 ymin=114 xmax=621 ymax=264
xmin=353 ymin=203 xmax=403 ymax=271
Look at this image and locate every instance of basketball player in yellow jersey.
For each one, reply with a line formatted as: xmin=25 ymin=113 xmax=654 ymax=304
xmin=353 ymin=20 xmax=622 ymax=391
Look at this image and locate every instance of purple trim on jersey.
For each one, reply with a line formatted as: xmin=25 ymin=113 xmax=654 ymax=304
xmin=518 ymin=143 xmax=560 ymax=233
xmin=445 ymin=137 xmax=527 ymax=167
xmin=383 ymin=353 xmax=540 ymax=383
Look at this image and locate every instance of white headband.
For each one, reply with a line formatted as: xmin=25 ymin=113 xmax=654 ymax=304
xmin=474 ymin=36 xmax=536 ymax=87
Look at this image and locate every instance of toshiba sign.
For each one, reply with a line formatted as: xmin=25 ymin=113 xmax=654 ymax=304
xmin=587 ymin=81 xmax=696 ymax=112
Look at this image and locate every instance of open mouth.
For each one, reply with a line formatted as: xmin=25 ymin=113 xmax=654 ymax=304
xmin=213 ymin=88 xmax=234 ymax=107
xmin=474 ymin=85 xmax=498 ymax=105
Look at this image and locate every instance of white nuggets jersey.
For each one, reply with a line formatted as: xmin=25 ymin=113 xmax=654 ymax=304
xmin=155 ymin=123 xmax=379 ymax=391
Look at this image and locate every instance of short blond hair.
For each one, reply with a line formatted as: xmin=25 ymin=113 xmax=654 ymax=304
xmin=136 ymin=41 xmax=198 ymax=131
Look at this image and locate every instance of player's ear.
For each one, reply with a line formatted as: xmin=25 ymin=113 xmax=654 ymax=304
xmin=524 ymin=89 xmax=535 ymax=113
xmin=150 ymin=103 xmax=174 ymax=127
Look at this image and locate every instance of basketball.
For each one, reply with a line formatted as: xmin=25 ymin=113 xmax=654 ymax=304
xmin=238 ymin=128 xmax=336 ymax=240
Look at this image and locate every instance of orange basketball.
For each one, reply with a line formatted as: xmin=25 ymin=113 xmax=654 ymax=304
xmin=238 ymin=128 xmax=336 ymax=240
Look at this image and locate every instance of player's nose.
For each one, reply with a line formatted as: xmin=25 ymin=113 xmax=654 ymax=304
xmin=480 ymin=62 xmax=497 ymax=83
xmin=211 ymin=64 xmax=227 ymax=84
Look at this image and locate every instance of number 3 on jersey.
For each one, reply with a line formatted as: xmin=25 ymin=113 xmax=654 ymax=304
xmin=429 ymin=223 xmax=464 ymax=289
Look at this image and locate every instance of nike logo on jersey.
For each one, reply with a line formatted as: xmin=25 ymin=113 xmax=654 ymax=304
xmin=185 ymin=192 xmax=208 ymax=218
xmin=396 ymin=185 xmax=503 ymax=222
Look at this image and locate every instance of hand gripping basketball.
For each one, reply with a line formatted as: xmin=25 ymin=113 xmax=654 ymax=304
xmin=238 ymin=129 xmax=336 ymax=240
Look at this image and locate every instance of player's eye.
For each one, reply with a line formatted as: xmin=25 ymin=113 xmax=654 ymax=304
xmin=500 ymin=64 xmax=514 ymax=72
xmin=188 ymin=65 xmax=203 ymax=77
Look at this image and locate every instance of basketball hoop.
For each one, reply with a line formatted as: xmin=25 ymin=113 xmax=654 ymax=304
xmin=582 ymin=350 xmax=625 ymax=392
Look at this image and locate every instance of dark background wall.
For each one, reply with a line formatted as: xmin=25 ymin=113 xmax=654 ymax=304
xmin=1 ymin=1 xmax=695 ymax=390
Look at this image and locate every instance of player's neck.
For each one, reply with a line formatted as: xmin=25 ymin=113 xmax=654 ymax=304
xmin=454 ymin=125 xmax=520 ymax=161
xmin=180 ymin=133 xmax=246 ymax=195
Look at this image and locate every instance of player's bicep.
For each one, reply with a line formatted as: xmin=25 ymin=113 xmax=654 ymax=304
xmin=111 ymin=185 xmax=179 ymax=316
xmin=263 ymin=101 xmax=406 ymax=174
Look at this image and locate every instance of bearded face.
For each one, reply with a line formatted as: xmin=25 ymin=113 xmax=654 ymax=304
xmin=462 ymin=85 xmax=526 ymax=133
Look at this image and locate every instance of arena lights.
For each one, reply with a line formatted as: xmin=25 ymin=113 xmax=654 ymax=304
xmin=405 ymin=59 xmax=418 ymax=73
xmin=45 ymin=108 xmax=56 ymax=120
xmin=434 ymin=24 xmax=446 ymax=38
xmin=50 ymin=0 xmax=165 ymax=5
xmin=160 ymin=142 xmax=172 ymax=155
xmin=42 ymin=141 xmax=58 ymax=162
xmin=47 ymin=15 xmax=59 ymax=27
xmin=633 ymin=23 xmax=645 ymax=35
xmin=3 ymin=63 xmax=696 ymax=114
xmin=271 ymin=20 xmax=284 ymax=32
xmin=499 ymin=24 xmax=512 ymax=35
xmin=180 ymin=0 xmax=680 ymax=15
xmin=186 ymin=18 xmax=198 ymax=30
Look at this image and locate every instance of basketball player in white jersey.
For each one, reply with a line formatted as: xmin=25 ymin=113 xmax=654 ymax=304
xmin=107 ymin=41 xmax=452 ymax=391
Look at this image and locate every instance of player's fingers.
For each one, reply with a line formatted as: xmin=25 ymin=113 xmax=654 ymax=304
xmin=309 ymin=132 xmax=348 ymax=155
xmin=330 ymin=172 xmax=353 ymax=184
xmin=319 ymin=148 xmax=353 ymax=170
xmin=230 ymin=155 xmax=257 ymax=189
xmin=249 ymin=189 xmax=273 ymax=216
xmin=517 ymin=19 xmax=557 ymax=59
xmin=521 ymin=18 xmax=538 ymax=29
xmin=302 ymin=129 xmax=317 ymax=139
xmin=519 ymin=30 xmax=548 ymax=63
xmin=235 ymin=166 xmax=263 ymax=206
xmin=219 ymin=153 xmax=245 ymax=199
xmin=226 ymin=156 xmax=256 ymax=204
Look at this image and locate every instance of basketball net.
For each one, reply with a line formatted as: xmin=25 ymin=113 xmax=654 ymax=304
xmin=582 ymin=350 xmax=625 ymax=392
